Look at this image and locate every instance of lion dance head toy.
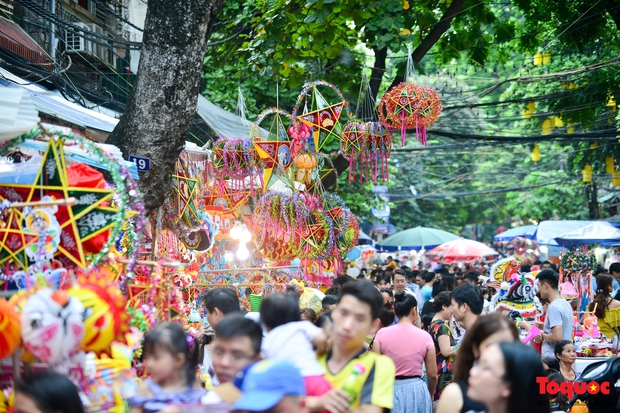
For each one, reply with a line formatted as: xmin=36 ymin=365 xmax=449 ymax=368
xmin=69 ymin=267 xmax=129 ymax=355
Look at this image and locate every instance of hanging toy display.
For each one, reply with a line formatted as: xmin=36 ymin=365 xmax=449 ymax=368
xmin=322 ymin=193 xmax=359 ymax=256
xmin=0 ymin=128 xmax=144 ymax=274
xmin=365 ymin=121 xmax=393 ymax=182
xmin=560 ymin=246 xmax=596 ymax=312
xmin=340 ymin=121 xmax=368 ymax=182
xmin=378 ymin=82 xmax=442 ymax=146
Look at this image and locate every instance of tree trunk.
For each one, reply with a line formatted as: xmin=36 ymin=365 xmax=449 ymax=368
xmin=106 ymin=0 xmax=223 ymax=214
xmin=364 ymin=45 xmax=387 ymax=117
xmin=389 ymin=0 xmax=467 ymax=89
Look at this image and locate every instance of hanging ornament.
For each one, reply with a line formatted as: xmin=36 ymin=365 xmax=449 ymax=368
xmin=605 ymin=156 xmax=615 ymax=174
xmin=378 ymin=82 xmax=442 ymax=146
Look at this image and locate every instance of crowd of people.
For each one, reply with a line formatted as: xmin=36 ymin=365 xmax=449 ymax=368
xmin=10 ymin=258 xmax=620 ymax=413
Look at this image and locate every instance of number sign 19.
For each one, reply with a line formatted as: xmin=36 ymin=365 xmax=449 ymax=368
xmin=129 ymin=155 xmax=151 ymax=172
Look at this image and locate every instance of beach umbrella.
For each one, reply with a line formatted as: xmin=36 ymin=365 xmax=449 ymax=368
xmin=377 ymin=226 xmax=459 ymax=252
xmin=426 ymin=238 xmax=499 ymax=263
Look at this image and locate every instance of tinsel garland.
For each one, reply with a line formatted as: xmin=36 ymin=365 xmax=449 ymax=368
xmin=560 ymin=247 xmax=597 ymax=274
xmin=212 ymin=138 xmax=258 ymax=181
xmin=291 ymin=80 xmax=351 ymax=120
xmin=249 ymin=108 xmax=294 ymax=141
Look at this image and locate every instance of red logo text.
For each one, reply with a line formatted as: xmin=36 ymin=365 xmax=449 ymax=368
xmin=536 ymin=377 xmax=611 ymax=399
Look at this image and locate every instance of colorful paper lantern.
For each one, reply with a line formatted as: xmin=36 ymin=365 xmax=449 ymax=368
xmin=0 ymin=298 xmax=20 ymax=359
xmin=340 ymin=121 xmax=368 ymax=181
xmin=212 ymin=138 xmax=258 ymax=181
xmin=69 ymin=269 xmax=129 ymax=355
xmin=365 ymin=122 xmax=392 ymax=182
xmin=378 ymin=82 xmax=442 ymax=146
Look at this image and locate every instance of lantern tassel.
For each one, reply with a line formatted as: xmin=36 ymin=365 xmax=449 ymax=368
xmin=401 ymin=111 xmax=406 ymax=146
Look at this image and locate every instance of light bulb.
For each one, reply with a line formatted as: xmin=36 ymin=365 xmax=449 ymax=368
xmin=230 ymin=221 xmax=242 ymax=239
xmin=236 ymin=242 xmax=250 ymax=260
xmin=240 ymin=224 xmax=252 ymax=243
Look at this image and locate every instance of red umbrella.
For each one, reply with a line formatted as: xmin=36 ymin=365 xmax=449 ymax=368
xmin=426 ymin=238 xmax=499 ymax=263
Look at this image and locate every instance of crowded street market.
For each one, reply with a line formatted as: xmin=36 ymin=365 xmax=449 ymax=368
xmin=0 ymin=1 xmax=620 ymax=413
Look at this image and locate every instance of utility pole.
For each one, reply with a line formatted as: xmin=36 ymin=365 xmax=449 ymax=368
xmin=584 ymin=180 xmax=600 ymax=219
xmin=49 ymin=0 xmax=56 ymax=60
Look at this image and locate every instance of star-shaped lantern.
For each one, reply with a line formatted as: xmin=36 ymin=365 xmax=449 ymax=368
xmin=0 ymin=139 xmax=119 ymax=268
xmin=252 ymin=109 xmax=296 ymax=191
xmin=172 ymin=159 xmax=199 ymax=222
xmin=296 ymin=83 xmax=348 ymax=154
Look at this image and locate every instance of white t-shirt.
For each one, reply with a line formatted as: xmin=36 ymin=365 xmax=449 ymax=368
xmin=541 ymin=298 xmax=574 ymax=357
xmin=262 ymin=321 xmax=325 ymax=377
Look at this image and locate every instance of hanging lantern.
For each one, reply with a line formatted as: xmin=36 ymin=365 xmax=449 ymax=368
xmin=340 ymin=121 xmax=368 ymax=181
xmin=553 ymin=116 xmax=563 ymax=127
xmin=293 ymin=152 xmax=319 ymax=187
xmin=365 ymin=121 xmax=393 ymax=182
xmin=212 ymin=138 xmax=258 ymax=181
xmin=613 ymin=171 xmax=620 ymax=187
xmin=607 ymin=95 xmax=617 ymax=111
xmin=378 ymin=82 xmax=442 ymax=146
xmin=567 ymin=124 xmax=575 ymax=134
xmin=606 ymin=157 xmax=615 ymax=174
xmin=582 ymin=164 xmax=593 ymax=183
xmin=531 ymin=144 xmax=541 ymax=162
xmin=522 ymin=101 xmax=535 ymax=119
xmin=541 ymin=119 xmax=553 ymax=135
xmin=533 ymin=53 xmax=543 ymax=66
xmin=542 ymin=52 xmax=551 ymax=65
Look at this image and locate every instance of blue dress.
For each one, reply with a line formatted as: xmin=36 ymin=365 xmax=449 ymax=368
xmin=127 ymin=379 xmax=206 ymax=413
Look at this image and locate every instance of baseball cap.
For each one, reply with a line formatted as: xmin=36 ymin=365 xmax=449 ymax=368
xmin=233 ymin=360 xmax=305 ymax=411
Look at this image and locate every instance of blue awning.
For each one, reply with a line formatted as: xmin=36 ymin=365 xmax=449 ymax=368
xmin=555 ymin=221 xmax=620 ymax=247
xmin=494 ymin=225 xmax=538 ymax=242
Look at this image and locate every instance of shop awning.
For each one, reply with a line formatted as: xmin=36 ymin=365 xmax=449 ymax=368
xmin=0 ymin=16 xmax=51 ymax=65
xmin=196 ymin=94 xmax=267 ymax=140
xmin=555 ymin=221 xmax=620 ymax=247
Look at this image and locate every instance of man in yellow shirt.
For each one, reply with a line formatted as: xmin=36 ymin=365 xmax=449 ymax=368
xmin=306 ymin=280 xmax=396 ymax=413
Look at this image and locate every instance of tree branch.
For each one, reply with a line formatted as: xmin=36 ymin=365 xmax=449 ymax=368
xmin=366 ymin=45 xmax=387 ymax=112
xmin=390 ymin=0 xmax=467 ymax=89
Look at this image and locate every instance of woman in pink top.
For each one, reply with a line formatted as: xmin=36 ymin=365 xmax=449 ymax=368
xmin=373 ymin=291 xmax=437 ymax=413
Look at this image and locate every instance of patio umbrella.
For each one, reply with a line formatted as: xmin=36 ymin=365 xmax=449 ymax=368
xmin=377 ymin=226 xmax=459 ymax=252
xmin=426 ymin=238 xmax=499 ymax=263
xmin=494 ymin=225 xmax=538 ymax=242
